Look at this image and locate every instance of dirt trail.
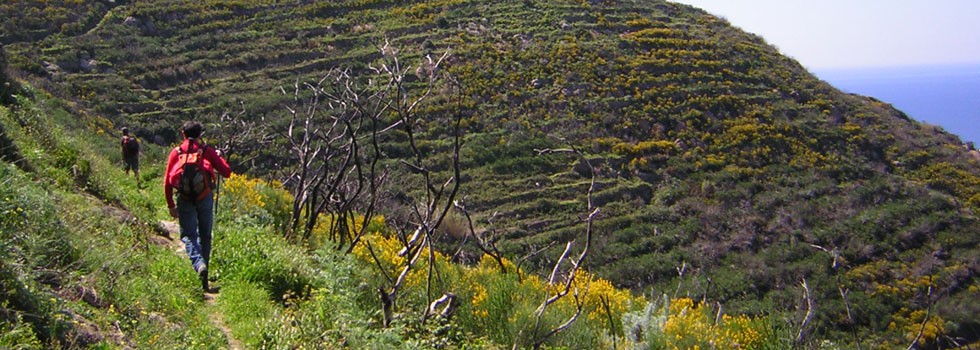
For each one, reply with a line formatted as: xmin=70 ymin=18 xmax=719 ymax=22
xmin=160 ymin=220 xmax=243 ymax=350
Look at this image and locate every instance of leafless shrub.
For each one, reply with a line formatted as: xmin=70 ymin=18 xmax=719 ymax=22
xmin=525 ymin=146 xmax=600 ymax=349
xmin=277 ymin=36 xmax=462 ymax=326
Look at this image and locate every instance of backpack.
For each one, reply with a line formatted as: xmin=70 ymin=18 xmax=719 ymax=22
xmin=168 ymin=144 xmax=213 ymax=202
xmin=122 ymin=136 xmax=139 ymax=157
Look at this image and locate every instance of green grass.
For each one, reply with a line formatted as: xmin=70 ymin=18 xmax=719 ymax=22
xmin=0 ymin=90 xmax=223 ymax=348
xmin=3 ymin=0 xmax=980 ymax=347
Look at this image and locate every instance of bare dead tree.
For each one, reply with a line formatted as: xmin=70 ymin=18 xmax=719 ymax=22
xmin=385 ymin=49 xmax=464 ymax=324
xmin=277 ymin=61 xmax=395 ymax=248
xmin=286 ymin=38 xmax=466 ymax=327
xmin=810 ymin=244 xmax=864 ymax=350
xmin=212 ymin=100 xmax=274 ymax=169
xmin=308 ymin=67 xmax=391 ymax=250
xmin=796 ymin=278 xmax=815 ymax=346
xmin=524 ymin=146 xmax=600 ymax=349
xmin=907 ymin=278 xmax=934 ymax=350
xmin=674 ymin=261 xmax=688 ymax=299
xmin=279 ymin=38 xmax=462 ymax=326
xmin=452 ymin=200 xmax=508 ymax=274
xmin=280 ymin=76 xmax=336 ymax=239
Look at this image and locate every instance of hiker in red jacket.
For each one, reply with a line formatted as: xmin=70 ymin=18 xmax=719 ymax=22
xmin=120 ymin=127 xmax=140 ymax=184
xmin=164 ymin=121 xmax=232 ymax=292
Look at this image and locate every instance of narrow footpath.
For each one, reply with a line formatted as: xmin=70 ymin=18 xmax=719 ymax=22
xmin=160 ymin=220 xmax=243 ymax=350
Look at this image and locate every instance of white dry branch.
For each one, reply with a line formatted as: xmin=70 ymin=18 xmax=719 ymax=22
xmin=525 ymin=146 xmax=600 ymax=349
xmin=278 ymin=37 xmax=460 ymax=327
xmin=796 ymin=278 xmax=815 ymax=345
xmin=363 ymin=38 xmax=464 ymax=326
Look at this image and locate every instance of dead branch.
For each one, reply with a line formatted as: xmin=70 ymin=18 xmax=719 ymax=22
xmin=379 ymin=287 xmax=394 ymax=328
xmin=533 ymin=283 xmax=588 ymax=349
xmin=796 ymin=278 xmax=815 ymax=345
xmin=453 ymin=200 xmax=508 ymax=273
xmin=600 ymin=294 xmax=619 ymax=349
xmin=425 ymin=293 xmax=458 ymax=322
xmin=811 ymin=244 xmax=863 ymax=350
xmin=907 ymin=281 xmax=934 ymax=350
xmin=525 ymin=145 xmax=600 ymax=349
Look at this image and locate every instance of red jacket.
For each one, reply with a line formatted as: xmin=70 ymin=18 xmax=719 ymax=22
xmin=164 ymin=139 xmax=232 ymax=208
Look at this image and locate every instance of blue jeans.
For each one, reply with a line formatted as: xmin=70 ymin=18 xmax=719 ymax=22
xmin=178 ymin=195 xmax=213 ymax=272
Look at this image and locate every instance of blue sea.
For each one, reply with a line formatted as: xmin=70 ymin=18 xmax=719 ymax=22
xmin=813 ymin=64 xmax=980 ymax=145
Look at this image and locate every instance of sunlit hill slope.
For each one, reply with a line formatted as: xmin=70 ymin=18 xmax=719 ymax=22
xmin=3 ymin=0 xmax=979 ymax=347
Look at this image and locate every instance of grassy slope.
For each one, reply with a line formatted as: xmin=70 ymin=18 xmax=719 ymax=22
xmin=0 ymin=88 xmax=227 ymax=348
xmin=3 ymin=0 xmax=980 ymax=346
xmin=0 ymin=82 xmax=396 ymax=349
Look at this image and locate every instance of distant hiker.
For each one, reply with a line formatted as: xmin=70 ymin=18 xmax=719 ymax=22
xmin=164 ymin=121 xmax=232 ymax=292
xmin=120 ymin=127 xmax=140 ymax=183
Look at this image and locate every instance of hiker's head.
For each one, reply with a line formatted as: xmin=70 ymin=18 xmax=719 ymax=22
xmin=122 ymin=127 xmax=130 ymax=136
xmin=181 ymin=121 xmax=204 ymax=139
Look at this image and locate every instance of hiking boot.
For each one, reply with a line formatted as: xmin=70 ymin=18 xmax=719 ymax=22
xmin=196 ymin=263 xmax=209 ymax=292
xmin=200 ymin=268 xmax=210 ymax=292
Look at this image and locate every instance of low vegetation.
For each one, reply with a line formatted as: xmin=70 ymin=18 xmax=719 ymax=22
xmin=2 ymin=0 xmax=979 ymax=348
xmin=0 ymin=81 xmax=791 ymax=349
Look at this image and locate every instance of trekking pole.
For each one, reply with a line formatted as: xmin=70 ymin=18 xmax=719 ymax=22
xmin=213 ymin=141 xmax=223 ymax=220
xmin=214 ymin=174 xmax=221 ymax=219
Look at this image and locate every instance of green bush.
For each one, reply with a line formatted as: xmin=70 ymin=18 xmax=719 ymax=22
xmin=213 ymin=226 xmax=313 ymax=302
xmin=0 ymin=313 xmax=43 ymax=349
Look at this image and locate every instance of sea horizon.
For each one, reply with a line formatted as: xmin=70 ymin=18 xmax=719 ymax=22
xmin=813 ymin=63 xmax=980 ymax=146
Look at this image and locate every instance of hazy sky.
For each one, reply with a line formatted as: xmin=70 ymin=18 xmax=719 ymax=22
xmin=669 ymin=0 xmax=980 ymax=70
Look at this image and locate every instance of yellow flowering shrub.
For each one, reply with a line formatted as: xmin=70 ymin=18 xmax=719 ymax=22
xmin=864 ymin=263 xmax=960 ymax=301
xmin=350 ymin=227 xmax=408 ymax=274
xmin=458 ymin=255 xmax=530 ymax=344
xmin=349 ymin=230 xmax=774 ymax=348
xmin=220 ymin=174 xmax=293 ymax=232
xmin=350 ymin=227 xmax=453 ymax=294
xmin=846 ymin=260 xmax=892 ymax=283
xmin=626 ymin=297 xmax=772 ymax=350
xmin=908 ymin=162 xmax=980 ymax=212
xmin=222 ymin=174 xmax=267 ymax=210
xmin=350 ymin=231 xmax=639 ymax=346
xmin=562 ymin=270 xmax=638 ymax=325
xmin=888 ymin=308 xmax=945 ymax=346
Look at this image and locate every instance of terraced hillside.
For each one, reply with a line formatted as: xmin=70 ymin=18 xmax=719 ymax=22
xmin=4 ymin=0 xmax=980 ymax=346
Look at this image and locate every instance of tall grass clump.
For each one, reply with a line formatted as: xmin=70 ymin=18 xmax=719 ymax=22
xmin=258 ymin=249 xmax=409 ymax=349
xmin=0 ymin=163 xmax=73 ymax=346
xmin=212 ymin=174 xmax=316 ymax=306
xmin=216 ymin=279 xmax=284 ymax=348
xmin=213 ymin=225 xmax=313 ymax=303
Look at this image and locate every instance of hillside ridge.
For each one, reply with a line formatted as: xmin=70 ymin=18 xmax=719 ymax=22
xmin=3 ymin=0 xmax=979 ymax=347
